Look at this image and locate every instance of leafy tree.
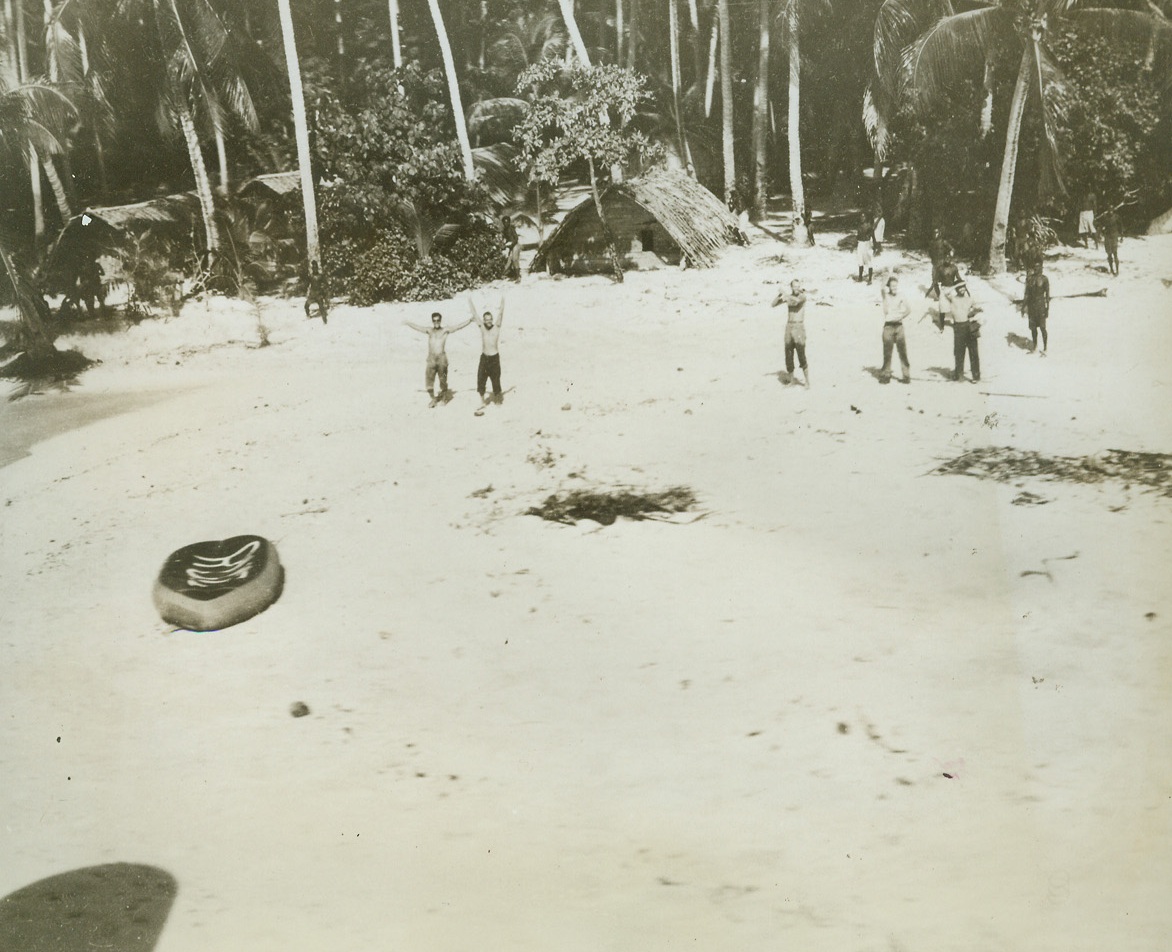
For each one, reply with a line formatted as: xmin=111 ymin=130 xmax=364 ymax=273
xmin=310 ymin=63 xmax=503 ymax=303
xmin=513 ymin=59 xmax=657 ymax=282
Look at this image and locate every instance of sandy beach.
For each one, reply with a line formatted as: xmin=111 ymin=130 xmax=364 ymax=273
xmin=1 ymin=228 xmax=1170 ymax=951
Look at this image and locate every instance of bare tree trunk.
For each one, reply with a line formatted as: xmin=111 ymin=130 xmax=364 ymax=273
xmin=669 ymin=0 xmax=692 ymax=175
xmin=787 ymin=3 xmax=810 ymax=245
xmin=77 ymin=20 xmax=108 ymax=192
xmin=626 ymin=0 xmax=638 ymax=69
xmin=334 ymin=0 xmax=344 ymax=59
xmin=278 ymin=0 xmax=320 ymax=268
xmin=559 ymin=0 xmax=592 ymax=65
xmin=215 ymin=126 xmax=229 ymax=191
xmin=42 ymin=157 xmax=70 ymax=225
xmin=388 ymin=0 xmax=402 ymax=67
xmin=427 ymin=0 xmax=476 ymax=180
xmin=0 ymin=237 xmax=56 ymax=360
xmin=989 ymin=47 xmax=1032 ymax=273
xmin=589 ymin=158 xmax=624 ymax=283
xmin=178 ymin=100 xmax=220 ymax=256
xmin=705 ymin=18 xmax=717 ymax=118
xmin=717 ymin=0 xmax=735 ymax=207
xmin=980 ymin=58 xmax=994 ymax=138
xmin=751 ymin=0 xmax=770 ymax=222
xmin=616 ymin=0 xmax=623 ymax=62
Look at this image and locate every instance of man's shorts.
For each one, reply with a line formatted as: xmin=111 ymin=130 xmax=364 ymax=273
xmin=784 ymin=323 xmax=807 ymax=347
xmin=857 ymin=240 xmax=874 ymax=267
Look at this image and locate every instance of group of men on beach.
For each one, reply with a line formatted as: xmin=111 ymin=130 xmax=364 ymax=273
xmin=773 ymin=222 xmax=1062 ymax=387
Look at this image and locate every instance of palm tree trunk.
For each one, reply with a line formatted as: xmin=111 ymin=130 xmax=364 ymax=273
xmin=705 ymin=18 xmax=717 ymax=118
xmin=588 ymin=157 xmax=624 ymax=283
xmin=278 ymin=0 xmax=319 ymax=268
xmin=334 ymin=0 xmax=344 ymax=59
xmin=42 ymin=156 xmax=70 ymax=225
xmin=669 ymin=0 xmax=692 ymax=175
xmin=177 ymin=101 xmax=220 ymax=256
xmin=0 ymin=238 xmax=56 ymax=360
xmin=559 ymin=0 xmax=592 ymax=66
xmin=717 ymin=0 xmax=735 ymax=207
xmin=215 ymin=126 xmax=229 ymax=191
xmin=388 ymin=0 xmax=402 ymax=67
xmin=751 ymin=0 xmax=770 ymax=222
xmin=77 ymin=19 xmax=108 ymax=192
xmin=615 ymin=0 xmax=623 ymax=62
xmin=626 ymin=0 xmax=638 ymax=69
xmin=786 ymin=3 xmax=809 ymax=245
xmin=426 ymin=0 xmax=475 ymax=180
xmin=989 ymin=46 xmax=1031 ymax=273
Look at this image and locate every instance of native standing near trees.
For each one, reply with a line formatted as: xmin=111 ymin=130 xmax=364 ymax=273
xmin=1100 ymin=209 xmax=1121 ymax=276
xmin=502 ymin=216 xmax=521 ymax=282
xmin=1079 ymin=193 xmax=1098 ymax=249
xmin=856 ymin=213 xmax=875 ymax=285
xmin=771 ymin=279 xmax=810 ymax=388
xmin=1023 ymin=266 xmax=1050 ymax=355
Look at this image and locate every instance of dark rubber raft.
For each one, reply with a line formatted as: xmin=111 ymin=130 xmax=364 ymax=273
xmin=152 ymin=535 xmax=283 ymax=631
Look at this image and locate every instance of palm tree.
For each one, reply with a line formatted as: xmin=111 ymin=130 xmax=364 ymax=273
xmin=276 ymin=0 xmax=318 ymax=268
xmin=426 ymin=0 xmax=475 ymax=180
xmin=717 ymin=0 xmax=734 ymax=206
xmin=558 ymin=0 xmax=592 ymax=65
xmin=900 ymin=0 xmax=1172 ymax=272
xmin=779 ymin=0 xmax=823 ymax=245
xmin=751 ymin=0 xmax=771 ymax=221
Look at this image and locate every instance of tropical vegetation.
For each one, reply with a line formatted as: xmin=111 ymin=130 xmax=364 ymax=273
xmin=1 ymin=0 xmax=1170 ymax=341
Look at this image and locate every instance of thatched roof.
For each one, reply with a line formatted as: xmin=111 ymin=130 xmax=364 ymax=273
xmin=532 ymin=170 xmax=741 ymax=272
xmin=238 ymin=171 xmax=301 ymax=198
xmin=74 ymin=192 xmax=200 ymax=231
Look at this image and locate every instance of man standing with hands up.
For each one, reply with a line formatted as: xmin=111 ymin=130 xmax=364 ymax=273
xmin=468 ymin=293 xmax=506 ymax=411
xmin=772 ymin=279 xmax=810 ymax=388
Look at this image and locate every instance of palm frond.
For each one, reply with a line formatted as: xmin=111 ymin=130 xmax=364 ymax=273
xmin=905 ymin=6 xmax=1013 ymax=109
xmin=1031 ymin=40 xmax=1070 ymax=200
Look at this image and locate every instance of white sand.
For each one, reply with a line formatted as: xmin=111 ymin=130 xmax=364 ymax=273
xmin=1 ymin=231 xmax=1170 ymax=951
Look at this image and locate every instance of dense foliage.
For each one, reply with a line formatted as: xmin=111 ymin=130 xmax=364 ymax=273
xmin=310 ymin=64 xmax=506 ymax=303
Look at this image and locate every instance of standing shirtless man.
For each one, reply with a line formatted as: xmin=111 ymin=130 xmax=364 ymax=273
xmin=468 ymin=293 xmax=506 ymax=407
xmin=771 ymin=279 xmax=810 ymax=388
xmin=405 ymin=311 xmax=473 ymax=405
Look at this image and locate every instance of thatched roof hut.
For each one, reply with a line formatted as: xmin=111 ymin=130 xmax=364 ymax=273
xmin=531 ymin=170 xmax=742 ymax=275
xmin=237 ymin=171 xmax=301 ymax=199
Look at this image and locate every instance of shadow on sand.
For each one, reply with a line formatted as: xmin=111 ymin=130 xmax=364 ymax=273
xmin=0 ymin=863 xmax=177 ymax=952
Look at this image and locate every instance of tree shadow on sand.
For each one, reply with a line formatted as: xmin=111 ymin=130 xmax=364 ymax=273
xmin=0 ymin=863 xmax=177 ymax=952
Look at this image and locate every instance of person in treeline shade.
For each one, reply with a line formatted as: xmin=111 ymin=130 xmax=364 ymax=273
xmin=501 ymin=215 xmax=521 ymax=282
xmin=856 ymin=212 xmax=875 ymax=285
xmin=1099 ymin=208 xmax=1121 ymax=276
xmin=1078 ymin=193 xmax=1097 ymax=249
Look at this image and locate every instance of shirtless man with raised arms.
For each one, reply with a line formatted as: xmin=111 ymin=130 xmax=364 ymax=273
xmin=405 ymin=310 xmax=473 ymax=405
xmin=468 ymin=294 xmax=506 ymax=408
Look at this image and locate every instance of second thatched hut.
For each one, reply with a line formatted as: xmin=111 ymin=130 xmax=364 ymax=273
xmin=531 ymin=170 xmax=744 ymax=275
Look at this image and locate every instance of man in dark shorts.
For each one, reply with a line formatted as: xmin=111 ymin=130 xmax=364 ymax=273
xmin=1023 ymin=265 xmax=1050 ymax=355
xmin=772 ymin=279 xmax=810 ymax=388
xmin=406 ymin=310 xmax=474 ymax=403
xmin=945 ymin=281 xmax=981 ymax=382
xmin=468 ymin=293 xmax=505 ymax=406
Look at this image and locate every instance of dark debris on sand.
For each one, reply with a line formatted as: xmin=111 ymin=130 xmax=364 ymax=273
xmin=936 ymin=447 xmax=1172 ymax=497
xmin=527 ymin=486 xmax=699 ymax=526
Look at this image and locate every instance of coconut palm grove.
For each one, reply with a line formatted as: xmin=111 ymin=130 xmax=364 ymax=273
xmin=1 ymin=0 xmax=1170 ymax=355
